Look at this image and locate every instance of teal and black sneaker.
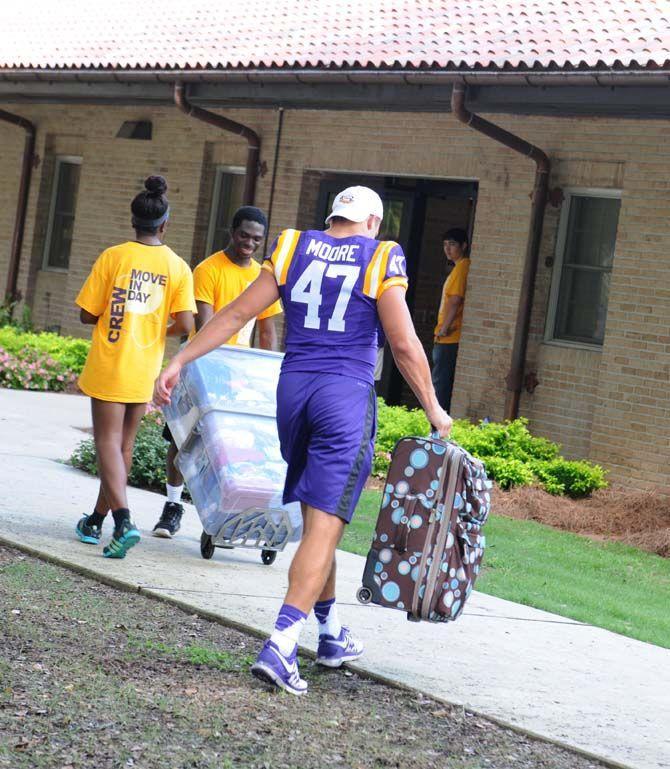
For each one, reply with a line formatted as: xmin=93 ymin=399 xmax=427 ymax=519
xmin=76 ymin=516 xmax=102 ymax=545
xmin=103 ymin=519 xmax=141 ymax=559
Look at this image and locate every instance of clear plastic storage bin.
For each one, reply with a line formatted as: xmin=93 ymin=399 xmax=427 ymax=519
xmin=163 ymin=346 xmax=302 ymax=561
xmin=163 ymin=346 xmax=282 ymax=449
xmin=176 ymin=410 xmax=301 ymax=539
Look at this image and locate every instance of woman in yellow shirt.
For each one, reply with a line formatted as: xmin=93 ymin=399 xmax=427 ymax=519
xmin=74 ymin=176 xmax=196 ymax=558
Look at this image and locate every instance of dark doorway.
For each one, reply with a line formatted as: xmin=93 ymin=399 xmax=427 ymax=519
xmin=299 ymin=171 xmax=478 ymax=405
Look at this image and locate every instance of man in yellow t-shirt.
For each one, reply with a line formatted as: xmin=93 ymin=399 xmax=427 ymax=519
xmin=432 ymin=228 xmax=470 ymax=412
xmin=153 ymin=205 xmax=283 ymax=538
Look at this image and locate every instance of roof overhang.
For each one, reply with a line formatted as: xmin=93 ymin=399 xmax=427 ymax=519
xmin=2 ymin=68 xmax=670 ymax=117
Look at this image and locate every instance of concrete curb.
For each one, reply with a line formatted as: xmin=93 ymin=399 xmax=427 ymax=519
xmin=0 ymin=533 xmax=630 ymax=769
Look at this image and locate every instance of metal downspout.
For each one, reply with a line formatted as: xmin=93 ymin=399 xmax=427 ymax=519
xmin=0 ymin=107 xmax=35 ymax=303
xmin=264 ymin=107 xmax=285 ymax=254
xmin=450 ymin=82 xmax=550 ymax=421
xmin=174 ymin=82 xmax=260 ymax=205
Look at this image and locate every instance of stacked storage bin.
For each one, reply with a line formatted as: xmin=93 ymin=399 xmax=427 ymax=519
xmin=162 ymin=346 xmax=302 ymax=563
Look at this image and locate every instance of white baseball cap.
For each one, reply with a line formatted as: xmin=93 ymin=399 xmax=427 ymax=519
xmin=325 ymin=186 xmax=384 ymax=224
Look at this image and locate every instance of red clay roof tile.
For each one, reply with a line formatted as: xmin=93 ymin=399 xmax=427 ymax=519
xmin=1 ymin=0 xmax=669 ymax=71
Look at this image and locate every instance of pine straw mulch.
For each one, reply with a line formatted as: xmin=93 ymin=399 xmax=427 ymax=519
xmin=491 ymin=485 xmax=670 ymax=558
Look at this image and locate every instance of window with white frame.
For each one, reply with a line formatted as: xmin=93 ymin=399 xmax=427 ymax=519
xmin=43 ymin=156 xmax=82 ymax=270
xmin=546 ymin=189 xmax=621 ymax=346
xmin=206 ymin=166 xmax=246 ymax=255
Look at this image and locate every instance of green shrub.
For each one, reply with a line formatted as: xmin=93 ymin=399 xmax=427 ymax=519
xmin=0 ymin=346 xmax=77 ymax=391
xmin=69 ymin=436 xmax=98 ymax=475
xmin=69 ymin=397 xmax=607 ymax=500
xmin=481 ymin=456 xmax=536 ymax=490
xmin=529 ymin=458 xmax=608 ymax=498
xmin=70 ymin=410 xmax=170 ymax=494
xmin=0 ymin=326 xmax=90 ymax=374
xmin=0 ymin=301 xmax=33 ymax=331
xmin=0 ymin=324 xmax=88 ymax=392
xmin=373 ymin=398 xmax=430 ymax=476
xmin=130 ymin=417 xmax=169 ymax=492
xmin=450 ymin=417 xmax=559 ymax=462
xmin=375 ymin=398 xmax=431 ymax=452
xmin=372 ymin=402 xmax=606 ymax=497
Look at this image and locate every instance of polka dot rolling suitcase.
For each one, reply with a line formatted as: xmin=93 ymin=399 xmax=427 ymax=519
xmin=357 ymin=436 xmax=492 ymax=622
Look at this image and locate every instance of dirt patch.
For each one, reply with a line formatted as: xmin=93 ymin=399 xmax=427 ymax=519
xmin=364 ymin=476 xmax=385 ymax=492
xmin=0 ymin=545 xmax=606 ymax=769
xmin=492 ymin=485 xmax=670 ymax=557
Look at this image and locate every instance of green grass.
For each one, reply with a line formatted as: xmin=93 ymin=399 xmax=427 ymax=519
xmin=344 ymin=490 xmax=670 ymax=649
xmin=130 ymin=639 xmax=255 ymax=671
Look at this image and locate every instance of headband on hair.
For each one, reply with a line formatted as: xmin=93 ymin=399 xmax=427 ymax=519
xmin=132 ymin=207 xmax=170 ymax=229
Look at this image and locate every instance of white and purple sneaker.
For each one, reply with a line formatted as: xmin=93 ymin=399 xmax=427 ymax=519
xmin=250 ymin=640 xmax=308 ymax=695
xmin=316 ymin=626 xmax=364 ymax=668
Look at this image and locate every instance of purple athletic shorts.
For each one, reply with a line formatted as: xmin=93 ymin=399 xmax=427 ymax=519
xmin=276 ymin=371 xmax=377 ymax=523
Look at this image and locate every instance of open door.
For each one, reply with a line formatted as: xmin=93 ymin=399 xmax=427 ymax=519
xmin=314 ymin=174 xmax=478 ymax=405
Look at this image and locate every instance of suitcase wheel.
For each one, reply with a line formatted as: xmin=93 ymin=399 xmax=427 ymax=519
xmin=357 ymin=586 xmax=373 ymax=605
xmin=200 ymin=531 xmax=215 ymax=560
xmin=261 ymin=549 xmax=276 ymax=566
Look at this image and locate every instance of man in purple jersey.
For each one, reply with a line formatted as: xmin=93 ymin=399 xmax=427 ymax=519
xmin=155 ymin=186 xmax=452 ymax=696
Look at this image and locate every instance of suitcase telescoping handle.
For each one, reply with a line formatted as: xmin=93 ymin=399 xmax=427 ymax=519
xmin=392 ymin=431 xmax=444 ymax=556
xmin=392 ymin=496 xmax=418 ymax=553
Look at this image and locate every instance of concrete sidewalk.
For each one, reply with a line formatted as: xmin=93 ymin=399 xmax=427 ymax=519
xmin=0 ymin=388 xmax=668 ymax=769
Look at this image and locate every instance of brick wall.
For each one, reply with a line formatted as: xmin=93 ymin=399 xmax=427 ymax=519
xmin=0 ymin=102 xmax=668 ymax=487
xmin=0 ymin=124 xmax=23 ymax=301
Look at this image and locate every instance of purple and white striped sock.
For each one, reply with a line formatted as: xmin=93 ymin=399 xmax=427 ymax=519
xmin=269 ymin=604 xmax=307 ymax=657
xmin=314 ymin=597 xmax=342 ymax=638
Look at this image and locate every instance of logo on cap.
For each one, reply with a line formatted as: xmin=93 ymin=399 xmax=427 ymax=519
xmin=339 ymin=194 xmax=355 ymax=204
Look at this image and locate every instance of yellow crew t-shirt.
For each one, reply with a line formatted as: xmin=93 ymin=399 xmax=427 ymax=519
xmin=193 ymin=250 xmax=282 ymax=346
xmin=76 ymin=241 xmax=196 ymax=403
xmin=434 ymin=258 xmax=470 ymax=345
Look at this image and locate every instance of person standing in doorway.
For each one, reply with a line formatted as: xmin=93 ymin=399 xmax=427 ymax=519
xmin=75 ymin=176 xmax=196 ymax=558
xmin=152 ymin=206 xmax=282 ymax=538
xmin=432 ymin=227 xmax=470 ymax=412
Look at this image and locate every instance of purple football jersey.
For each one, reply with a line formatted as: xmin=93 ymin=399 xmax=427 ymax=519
xmin=263 ymin=229 xmax=408 ymax=383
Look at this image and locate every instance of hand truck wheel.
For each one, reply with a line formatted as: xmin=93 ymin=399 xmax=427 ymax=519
xmin=261 ymin=549 xmax=276 ymax=566
xmin=200 ymin=531 xmax=215 ymax=560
